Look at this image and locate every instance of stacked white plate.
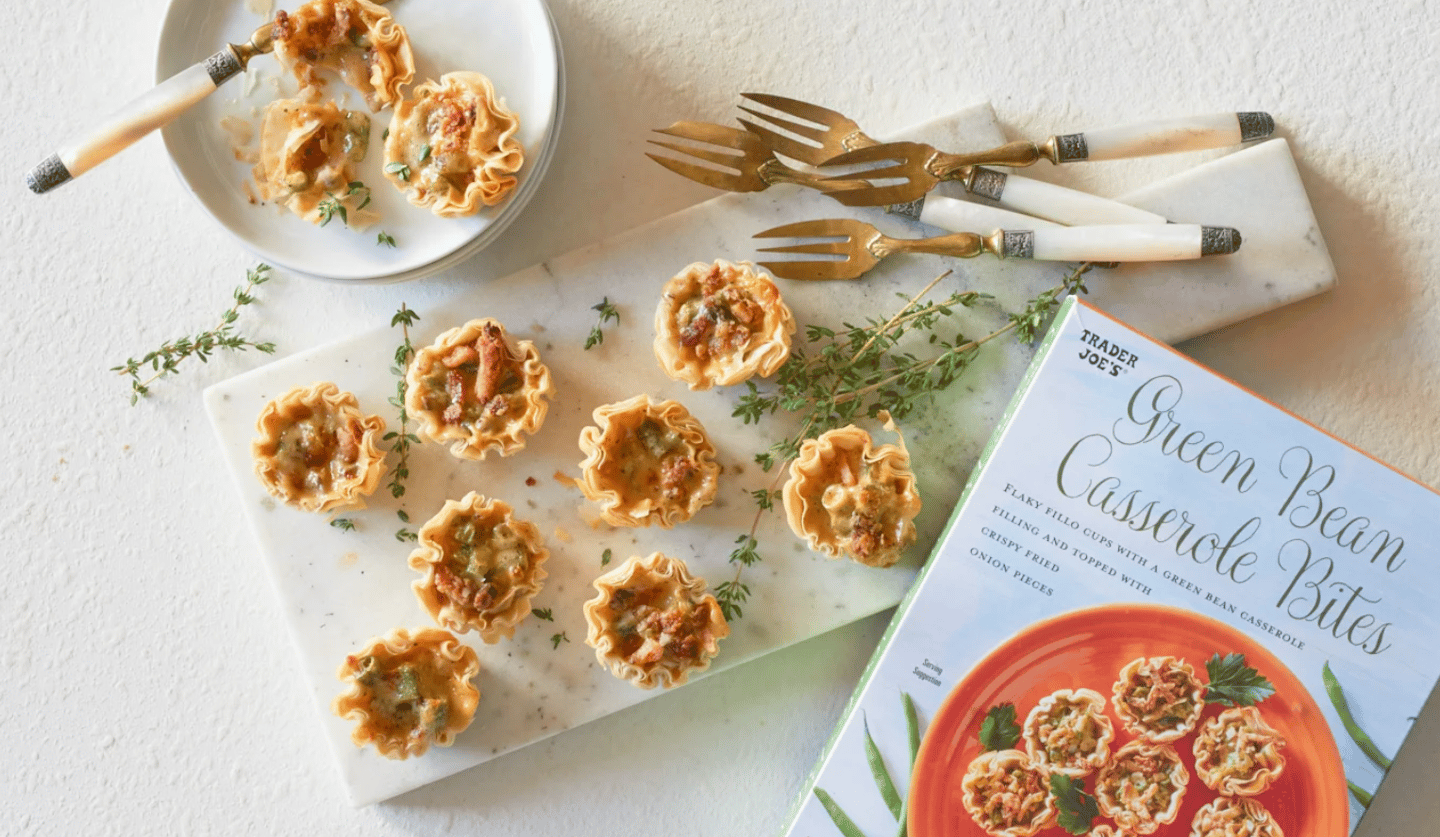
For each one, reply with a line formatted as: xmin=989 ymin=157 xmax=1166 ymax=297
xmin=157 ymin=0 xmax=564 ymax=283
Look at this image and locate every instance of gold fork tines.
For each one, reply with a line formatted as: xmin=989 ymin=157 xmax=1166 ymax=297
xmin=755 ymin=218 xmax=989 ymax=281
xmin=736 ymin=92 xmax=879 ymax=165
xmin=646 ymin=121 xmax=871 ymax=195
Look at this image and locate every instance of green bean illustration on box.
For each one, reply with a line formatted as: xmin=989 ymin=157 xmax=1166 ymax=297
xmin=815 ymin=692 xmax=921 ymax=837
xmin=1323 ymin=661 xmax=1394 ymax=808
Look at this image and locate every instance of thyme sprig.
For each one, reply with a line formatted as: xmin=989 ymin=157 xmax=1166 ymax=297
xmin=720 ymin=264 xmax=1092 ymax=620
xmin=385 ymin=305 xmax=422 ymax=538
xmin=113 ymin=263 xmax=278 ymax=405
xmin=318 ymin=181 xmax=372 ymax=227
xmin=584 ymin=297 xmax=620 ymax=350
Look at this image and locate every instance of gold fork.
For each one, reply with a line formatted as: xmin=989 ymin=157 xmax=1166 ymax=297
xmin=819 ymin=112 xmax=1276 ymax=207
xmin=645 ymin=121 xmax=869 ymax=195
xmin=754 ymin=218 xmax=1242 ymax=281
xmin=733 ymin=93 xmax=1168 ymax=226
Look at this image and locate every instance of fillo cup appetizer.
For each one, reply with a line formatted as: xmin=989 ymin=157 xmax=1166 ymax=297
xmin=406 ymin=318 xmax=554 ymax=461
xmin=1110 ymin=655 xmax=1207 ymax=742
xmin=251 ymin=381 xmax=387 ymax=513
xmin=1190 ymin=797 xmax=1284 ymax=837
xmin=1021 ymin=687 xmax=1115 ymax=777
xmin=332 ymin=627 xmax=480 ymax=760
xmin=582 ymin=553 xmax=729 ymax=689
xmin=408 ymin=492 xmax=549 ymax=644
xmin=1192 ymin=705 xmax=1287 ymax=796
xmin=1094 ymin=740 xmax=1190 ymax=835
xmin=652 ymin=259 xmax=795 ymax=390
xmin=271 ymin=0 xmax=415 ymax=111
xmin=782 ymin=421 xmax=921 ymax=567
xmin=958 ymin=749 xmax=1056 ymax=837
xmin=576 ymin=395 xmax=720 ymax=528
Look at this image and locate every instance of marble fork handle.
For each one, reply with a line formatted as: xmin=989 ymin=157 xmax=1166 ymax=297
xmin=26 ymin=45 xmax=252 ymax=194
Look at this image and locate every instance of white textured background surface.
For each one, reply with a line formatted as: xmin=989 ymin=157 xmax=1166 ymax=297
xmin=4 ymin=0 xmax=1438 ymax=834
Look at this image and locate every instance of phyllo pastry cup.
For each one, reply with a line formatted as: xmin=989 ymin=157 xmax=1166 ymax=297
xmin=652 ymin=259 xmax=796 ymax=390
xmin=406 ymin=318 xmax=554 ymax=460
xmin=1192 ymin=705 xmax=1287 ymax=796
xmin=408 ymin=492 xmax=549 ymax=643
xmin=782 ymin=422 xmax=922 ymax=567
xmin=384 ymin=71 xmax=525 ymax=217
xmin=252 ymin=381 xmax=387 ymax=513
xmin=576 ymin=395 xmax=720 ymax=528
xmin=1111 ymin=655 xmax=1207 ymax=742
xmin=1190 ymin=797 xmax=1284 ymax=837
xmin=1021 ymin=687 xmax=1115 ymax=777
xmin=252 ymin=98 xmax=375 ymax=228
xmin=332 ymin=627 xmax=480 ymax=760
xmin=272 ymin=0 xmax=415 ymax=110
xmin=582 ymin=553 xmax=729 ymax=689
xmin=1095 ymin=740 xmax=1189 ymax=835
xmin=958 ymin=749 xmax=1056 ymax=837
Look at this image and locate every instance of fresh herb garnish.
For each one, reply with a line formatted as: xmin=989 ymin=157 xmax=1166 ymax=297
xmin=550 ymin=632 xmax=568 ymax=649
xmin=384 ymin=305 xmax=421 ymax=502
xmin=719 ymin=265 xmax=1092 ymax=616
xmin=533 ymin=608 xmax=554 ymax=621
xmin=600 ymin=548 xmax=612 ymax=567
xmin=1050 ymin=774 xmax=1100 ymax=834
xmin=317 ymin=194 xmax=346 ymax=227
xmin=347 ymin=180 xmax=372 ymax=211
xmin=978 ymin=702 xmax=1021 ymax=751
xmin=1205 ymin=652 xmax=1276 ymax=706
xmin=376 ymin=231 xmax=397 ymax=248
xmin=584 ymin=297 xmax=620 ymax=350
xmin=418 ymin=144 xmax=432 ymax=162
xmin=715 ymin=534 xmax=761 ymax=621
xmin=385 ymin=161 xmax=411 ymax=181
xmin=113 ymin=263 xmax=278 ymax=404
xmin=329 ymin=518 xmax=356 ymax=531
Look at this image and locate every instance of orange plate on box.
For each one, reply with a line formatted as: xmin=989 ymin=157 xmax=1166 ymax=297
xmin=907 ymin=603 xmax=1348 ymax=837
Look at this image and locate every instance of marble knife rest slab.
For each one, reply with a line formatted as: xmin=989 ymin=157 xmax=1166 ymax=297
xmin=203 ymin=100 xmax=1335 ymax=806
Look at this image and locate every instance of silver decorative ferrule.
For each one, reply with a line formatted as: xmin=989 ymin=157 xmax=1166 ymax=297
xmin=1237 ymin=112 xmax=1275 ymax=143
xmin=204 ymin=48 xmax=245 ymax=86
xmin=1052 ymin=133 xmax=1089 ymax=163
xmin=26 ymin=154 xmax=72 ymax=194
xmin=884 ymin=198 xmax=925 ymax=221
xmin=1001 ymin=230 xmax=1035 ymax=259
xmin=968 ymin=167 xmax=1008 ymax=201
xmin=1200 ymin=226 xmax=1243 ymax=255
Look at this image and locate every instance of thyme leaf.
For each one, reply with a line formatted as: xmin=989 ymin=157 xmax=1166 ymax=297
xmin=113 ymin=263 xmax=278 ymax=404
xmin=376 ymin=231 xmax=397 ymax=248
xmin=584 ymin=297 xmax=620 ymax=350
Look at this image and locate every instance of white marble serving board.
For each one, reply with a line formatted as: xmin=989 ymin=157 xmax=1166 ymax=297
xmin=204 ymin=102 xmax=1335 ymax=806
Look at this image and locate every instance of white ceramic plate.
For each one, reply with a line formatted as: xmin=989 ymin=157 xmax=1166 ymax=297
xmin=156 ymin=0 xmax=562 ymax=282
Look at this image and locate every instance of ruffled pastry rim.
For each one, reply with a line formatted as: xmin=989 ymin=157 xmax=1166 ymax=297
xmin=581 ymin=552 xmax=729 ymax=690
xmin=404 ymin=318 xmax=554 ymax=461
xmin=383 ymin=71 xmax=525 ymax=217
xmin=273 ymin=0 xmax=415 ymax=110
xmin=1192 ymin=705 xmax=1287 ymax=796
xmin=331 ymin=627 xmax=480 ymax=760
xmin=781 ymin=417 xmax=922 ymax=567
xmin=1021 ymin=687 xmax=1115 ymax=777
xmin=576 ymin=394 xmax=720 ymax=528
xmin=651 ymin=259 xmax=796 ymax=390
xmin=1110 ymin=655 xmax=1208 ymax=742
xmin=1189 ymin=797 xmax=1284 ymax=837
xmin=1095 ymin=740 xmax=1190 ymax=834
xmin=408 ymin=492 xmax=550 ymax=643
xmin=958 ymin=749 xmax=1057 ymax=837
xmin=251 ymin=381 xmax=387 ymax=513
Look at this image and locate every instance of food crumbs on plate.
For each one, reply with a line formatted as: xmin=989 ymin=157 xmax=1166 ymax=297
xmin=553 ymin=526 xmax=572 ymax=543
xmin=552 ymin=469 xmax=578 ymax=487
xmin=340 ymin=552 xmax=359 ymax=568
xmin=525 ymin=476 xmax=537 ymax=487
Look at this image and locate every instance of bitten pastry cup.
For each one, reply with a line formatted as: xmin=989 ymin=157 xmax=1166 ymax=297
xmin=406 ymin=318 xmax=554 ymax=460
xmin=576 ymin=394 xmax=720 ymax=528
xmin=1110 ymin=655 xmax=1207 ymax=742
xmin=252 ymin=98 xmax=376 ymax=228
xmin=408 ymin=492 xmax=550 ymax=643
xmin=1190 ymin=797 xmax=1284 ymax=837
xmin=958 ymin=749 xmax=1056 ymax=837
xmin=332 ymin=627 xmax=480 ymax=760
xmin=384 ymin=72 xmax=525 ymax=217
xmin=1021 ymin=687 xmax=1115 ymax=777
xmin=1192 ymin=705 xmax=1287 ymax=796
xmin=582 ymin=552 xmax=729 ymax=689
xmin=272 ymin=0 xmax=415 ymax=110
xmin=1094 ymin=740 xmax=1190 ymax=835
xmin=252 ymin=381 xmax=387 ymax=513
xmin=781 ymin=421 xmax=922 ymax=567
xmin=652 ymin=259 xmax=796 ymax=390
